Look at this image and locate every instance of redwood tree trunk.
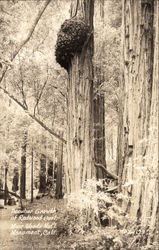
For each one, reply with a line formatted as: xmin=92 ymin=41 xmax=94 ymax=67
xmin=4 ymin=167 xmax=8 ymax=205
xmin=31 ymin=147 xmax=33 ymax=203
xmin=94 ymin=66 xmax=106 ymax=179
xmin=118 ymin=0 xmax=158 ymax=241
xmin=39 ymin=154 xmax=46 ymax=193
xmin=20 ymin=131 xmax=27 ymax=199
xmin=65 ymin=0 xmax=95 ymax=193
xmin=56 ymin=133 xmax=63 ymax=199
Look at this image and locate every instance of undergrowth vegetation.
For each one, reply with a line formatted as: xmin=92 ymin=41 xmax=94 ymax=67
xmin=54 ymin=179 xmax=158 ymax=249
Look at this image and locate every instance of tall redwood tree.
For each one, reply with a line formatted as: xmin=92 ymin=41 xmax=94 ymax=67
xmin=117 ymin=0 xmax=158 ymax=241
xmin=65 ymin=0 xmax=95 ymax=193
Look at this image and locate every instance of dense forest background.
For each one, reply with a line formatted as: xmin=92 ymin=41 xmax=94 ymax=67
xmin=0 ymin=0 xmax=121 ymax=195
xmin=0 ymin=0 xmax=158 ymax=250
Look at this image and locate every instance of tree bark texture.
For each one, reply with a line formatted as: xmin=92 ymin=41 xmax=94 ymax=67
xmin=56 ymin=133 xmax=63 ymax=199
xmin=39 ymin=154 xmax=46 ymax=193
xmin=119 ymin=0 xmax=158 ymax=240
xmin=4 ymin=167 xmax=8 ymax=205
xmin=20 ymin=131 xmax=27 ymax=199
xmin=66 ymin=0 xmax=95 ymax=193
xmin=31 ymin=147 xmax=34 ymax=203
xmin=47 ymin=161 xmax=53 ymax=176
xmin=94 ymin=66 xmax=106 ymax=179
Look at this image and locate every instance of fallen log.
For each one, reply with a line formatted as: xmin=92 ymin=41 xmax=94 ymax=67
xmin=0 ymin=188 xmax=24 ymax=209
xmin=106 ymin=186 xmax=118 ymax=193
xmin=94 ymin=163 xmax=118 ymax=180
xmin=0 ymin=189 xmax=20 ymax=199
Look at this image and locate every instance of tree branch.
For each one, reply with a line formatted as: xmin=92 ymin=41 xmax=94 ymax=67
xmin=0 ymin=0 xmax=51 ymax=84
xmin=0 ymin=86 xmax=67 ymax=144
xmin=34 ymin=66 xmax=49 ymax=116
xmin=106 ymin=186 xmax=118 ymax=193
xmin=52 ymin=85 xmax=66 ymax=98
xmin=18 ymin=56 xmax=28 ymax=109
xmin=0 ymin=189 xmax=20 ymax=199
xmin=29 ymin=114 xmax=66 ymax=144
xmin=95 ymin=162 xmax=118 ymax=180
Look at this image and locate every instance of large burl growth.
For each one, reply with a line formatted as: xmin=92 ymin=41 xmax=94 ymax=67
xmin=55 ymin=17 xmax=89 ymax=70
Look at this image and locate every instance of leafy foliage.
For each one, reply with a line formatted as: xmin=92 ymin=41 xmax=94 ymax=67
xmin=55 ymin=178 xmax=158 ymax=249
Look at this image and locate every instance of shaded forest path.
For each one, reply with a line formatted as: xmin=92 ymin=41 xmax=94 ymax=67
xmin=0 ymin=197 xmax=122 ymax=250
xmin=0 ymin=196 xmax=158 ymax=250
xmin=0 ymin=198 xmax=65 ymax=250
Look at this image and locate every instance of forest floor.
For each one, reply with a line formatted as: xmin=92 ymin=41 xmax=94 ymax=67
xmin=0 ymin=196 xmax=122 ymax=250
xmin=0 ymin=196 xmax=157 ymax=250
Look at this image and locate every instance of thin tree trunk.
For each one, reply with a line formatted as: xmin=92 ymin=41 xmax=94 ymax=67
xmin=56 ymin=132 xmax=63 ymax=199
xmin=48 ymin=161 xmax=53 ymax=176
xmin=39 ymin=154 xmax=46 ymax=193
xmin=116 ymin=107 xmax=124 ymax=183
xmin=20 ymin=131 xmax=27 ymax=199
xmin=4 ymin=167 xmax=8 ymax=205
xmin=31 ymin=147 xmax=34 ymax=203
xmin=94 ymin=66 xmax=106 ymax=179
xmin=47 ymin=160 xmax=53 ymax=190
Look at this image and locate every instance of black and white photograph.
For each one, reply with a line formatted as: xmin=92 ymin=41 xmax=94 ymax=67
xmin=0 ymin=0 xmax=158 ymax=249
